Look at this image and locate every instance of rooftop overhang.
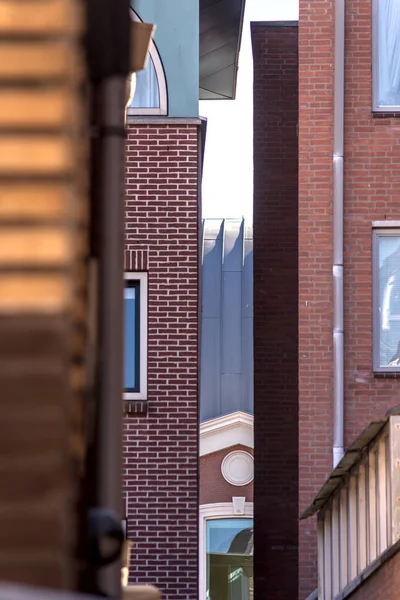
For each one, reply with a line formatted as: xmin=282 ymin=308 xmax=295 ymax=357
xmin=199 ymin=0 xmax=246 ymax=100
xmin=300 ymin=404 xmax=400 ymax=521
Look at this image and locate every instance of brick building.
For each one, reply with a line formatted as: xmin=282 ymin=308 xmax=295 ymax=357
xmin=122 ymin=3 xmax=245 ymax=599
xmin=200 ymin=219 xmax=254 ymax=599
xmin=253 ymin=2 xmax=400 ymax=600
xmin=252 ymin=20 xmax=299 ymax=600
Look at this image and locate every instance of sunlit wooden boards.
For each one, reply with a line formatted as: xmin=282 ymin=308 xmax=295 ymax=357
xmin=0 ymin=0 xmax=89 ymax=589
xmin=0 ymin=0 xmax=87 ymax=314
xmin=0 ymin=0 xmax=83 ymax=33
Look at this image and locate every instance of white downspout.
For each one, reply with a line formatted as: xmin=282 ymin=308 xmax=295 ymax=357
xmin=333 ymin=0 xmax=345 ymax=468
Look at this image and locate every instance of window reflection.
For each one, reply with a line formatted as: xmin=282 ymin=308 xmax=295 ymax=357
xmin=130 ymin=54 xmax=160 ymax=109
xmin=206 ymin=519 xmax=253 ymax=600
xmin=377 ymin=0 xmax=400 ymax=107
xmin=378 ymin=235 xmax=400 ymax=366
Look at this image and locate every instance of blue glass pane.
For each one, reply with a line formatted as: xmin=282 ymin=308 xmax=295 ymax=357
xmin=124 ymin=286 xmax=137 ymax=389
xmin=206 ymin=519 xmax=253 ymax=554
xmin=130 ymin=54 xmax=160 ymax=109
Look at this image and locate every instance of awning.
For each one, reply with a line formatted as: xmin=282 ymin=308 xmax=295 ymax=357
xmin=300 ymin=404 xmax=400 ymax=520
xmin=199 ymin=0 xmax=246 ymax=100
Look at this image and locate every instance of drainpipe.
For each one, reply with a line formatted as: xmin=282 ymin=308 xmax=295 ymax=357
xmin=85 ymin=0 xmax=131 ymax=595
xmin=333 ymin=0 xmax=345 ymax=468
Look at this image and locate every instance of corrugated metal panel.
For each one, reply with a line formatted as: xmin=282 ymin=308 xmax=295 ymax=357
xmin=201 ymin=218 xmax=253 ymax=421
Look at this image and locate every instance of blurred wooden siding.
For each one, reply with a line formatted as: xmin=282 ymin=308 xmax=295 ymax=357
xmin=0 ymin=0 xmax=89 ymax=589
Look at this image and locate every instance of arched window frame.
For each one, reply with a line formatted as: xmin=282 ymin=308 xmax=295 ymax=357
xmin=199 ymin=502 xmax=253 ymax=600
xmin=128 ymin=10 xmax=168 ymax=116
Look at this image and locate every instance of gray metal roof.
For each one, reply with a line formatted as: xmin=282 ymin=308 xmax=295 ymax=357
xmin=199 ymin=0 xmax=246 ymax=100
xmin=200 ymin=218 xmax=253 ymax=422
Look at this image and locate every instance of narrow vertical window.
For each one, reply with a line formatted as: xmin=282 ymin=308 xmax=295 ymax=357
xmin=373 ymin=0 xmax=400 ymax=111
xmin=124 ymin=280 xmax=140 ymax=392
xmin=373 ymin=229 xmax=400 ymax=371
xmin=124 ymin=273 xmax=148 ymax=399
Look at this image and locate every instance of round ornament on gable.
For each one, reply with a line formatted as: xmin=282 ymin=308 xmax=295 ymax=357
xmin=221 ymin=450 xmax=254 ymax=486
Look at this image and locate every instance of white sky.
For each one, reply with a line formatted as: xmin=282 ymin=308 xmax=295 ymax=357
xmin=200 ymin=0 xmax=299 ymax=219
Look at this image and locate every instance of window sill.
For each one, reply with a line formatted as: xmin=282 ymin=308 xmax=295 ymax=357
xmin=374 ymin=371 xmax=400 ymax=379
xmin=372 ymin=110 xmax=400 ymax=118
xmin=126 ymin=116 xmax=202 ymax=125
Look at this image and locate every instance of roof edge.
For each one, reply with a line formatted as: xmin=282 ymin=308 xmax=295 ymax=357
xmin=300 ymin=404 xmax=400 ymax=520
xmin=200 ymin=411 xmax=254 ymax=456
xmin=250 ymin=20 xmax=298 ymax=29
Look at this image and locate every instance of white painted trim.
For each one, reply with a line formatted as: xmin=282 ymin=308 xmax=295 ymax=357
xmin=128 ymin=9 xmax=168 ymax=116
xmin=199 ymin=502 xmax=253 ymax=600
xmin=200 ymin=411 xmax=253 ymax=456
xmin=372 ymin=221 xmax=400 ymax=228
xmin=124 ymin=272 xmax=148 ymax=400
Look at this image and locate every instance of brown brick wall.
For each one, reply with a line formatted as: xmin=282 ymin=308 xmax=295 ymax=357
xmin=123 ymin=123 xmax=200 ymax=600
xmin=200 ymin=445 xmax=253 ymax=505
xmin=299 ymin=1 xmax=400 ymax=597
xmin=252 ymin=22 xmax=299 ymax=600
xmin=346 ymin=548 xmax=400 ymax=600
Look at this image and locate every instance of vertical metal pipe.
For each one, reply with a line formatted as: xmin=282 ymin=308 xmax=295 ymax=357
xmin=333 ymin=0 xmax=345 ymax=467
xmin=96 ymin=75 xmax=126 ymax=596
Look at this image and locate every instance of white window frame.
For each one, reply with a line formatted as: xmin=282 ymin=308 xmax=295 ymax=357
xmin=128 ymin=9 xmax=168 ymax=117
xmin=372 ymin=0 xmax=400 ymax=112
xmin=124 ymin=272 xmax=148 ymax=400
xmin=199 ymin=502 xmax=253 ymax=600
xmin=372 ymin=224 xmax=400 ymax=372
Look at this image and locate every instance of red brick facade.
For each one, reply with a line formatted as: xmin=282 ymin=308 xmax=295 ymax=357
xmin=252 ymin=22 xmax=299 ymax=600
xmin=299 ymin=1 xmax=400 ymax=597
xmin=123 ymin=123 xmax=200 ymax=599
xmin=345 ymin=545 xmax=400 ymax=600
xmin=298 ymin=3 xmax=335 ymax=594
xmin=200 ymin=445 xmax=253 ymax=506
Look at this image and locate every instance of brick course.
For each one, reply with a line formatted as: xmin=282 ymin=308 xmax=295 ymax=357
xmin=123 ymin=123 xmax=200 ymax=600
xmin=299 ymin=1 xmax=400 ymax=597
xmin=252 ymin=22 xmax=299 ymax=600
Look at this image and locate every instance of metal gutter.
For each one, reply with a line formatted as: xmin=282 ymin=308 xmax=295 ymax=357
xmin=333 ymin=0 xmax=345 ymax=468
xmin=85 ymin=0 xmax=130 ymax=594
xmin=95 ymin=76 xmax=126 ymax=596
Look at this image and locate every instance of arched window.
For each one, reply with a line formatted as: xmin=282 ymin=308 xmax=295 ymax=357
xmin=127 ymin=10 xmax=168 ymax=116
